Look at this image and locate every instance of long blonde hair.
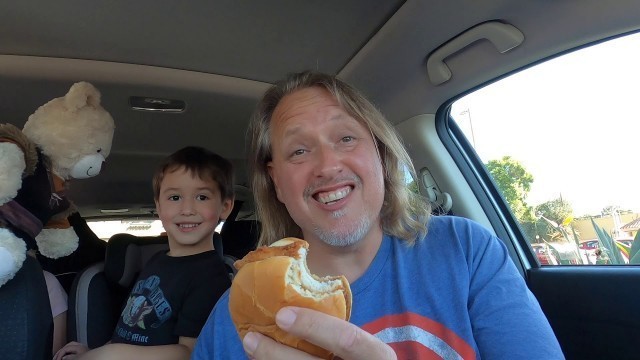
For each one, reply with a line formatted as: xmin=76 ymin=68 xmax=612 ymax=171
xmin=248 ymin=71 xmax=430 ymax=246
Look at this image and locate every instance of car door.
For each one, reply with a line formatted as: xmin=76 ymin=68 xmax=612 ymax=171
xmin=435 ymin=31 xmax=640 ymax=360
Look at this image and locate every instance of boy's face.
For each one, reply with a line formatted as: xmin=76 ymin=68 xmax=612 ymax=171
xmin=155 ymin=167 xmax=233 ymax=256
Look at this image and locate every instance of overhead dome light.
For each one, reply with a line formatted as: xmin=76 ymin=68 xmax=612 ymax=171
xmin=100 ymin=208 xmax=130 ymax=214
xmin=129 ymin=96 xmax=186 ymax=113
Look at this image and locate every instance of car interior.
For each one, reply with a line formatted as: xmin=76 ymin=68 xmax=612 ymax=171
xmin=1 ymin=1 xmax=640 ymax=359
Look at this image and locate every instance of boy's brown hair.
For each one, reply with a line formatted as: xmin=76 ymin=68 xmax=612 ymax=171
xmin=152 ymin=146 xmax=235 ymax=202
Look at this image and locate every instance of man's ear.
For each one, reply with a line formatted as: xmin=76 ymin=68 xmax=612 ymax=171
xmin=219 ymin=197 xmax=234 ymax=220
xmin=267 ymin=162 xmax=283 ymax=202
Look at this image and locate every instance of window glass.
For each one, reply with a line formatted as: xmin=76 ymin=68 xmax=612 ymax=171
xmin=87 ymin=220 xmax=165 ymax=240
xmin=87 ymin=219 xmax=223 ymax=240
xmin=451 ymin=32 xmax=640 ymax=265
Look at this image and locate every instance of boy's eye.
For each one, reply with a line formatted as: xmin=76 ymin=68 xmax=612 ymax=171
xmin=196 ymin=194 xmax=209 ymax=201
xmin=168 ymin=195 xmax=180 ymax=201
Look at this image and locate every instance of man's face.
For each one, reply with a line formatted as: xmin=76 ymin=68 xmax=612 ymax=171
xmin=267 ymin=87 xmax=385 ymax=247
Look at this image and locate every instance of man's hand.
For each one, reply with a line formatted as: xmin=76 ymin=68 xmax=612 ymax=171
xmin=53 ymin=341 xmax=89 ymax=360
xmin=242 ymin=307 xmax=396 ymax=360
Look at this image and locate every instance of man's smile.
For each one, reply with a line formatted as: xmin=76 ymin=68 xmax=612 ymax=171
xmin=315 ymin=186 xmax=352 ymax=205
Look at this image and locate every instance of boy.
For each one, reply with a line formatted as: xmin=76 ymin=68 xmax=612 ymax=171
xmin=55 ymin=146 xmax=234 ymax=360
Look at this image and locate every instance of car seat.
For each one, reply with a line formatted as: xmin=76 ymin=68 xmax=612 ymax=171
xmin=67 ymin=233 xmax=169 ymax=348
xmin=218 ymin=199 xmax=261 ymax=276
xmin=67 ymin=231 xmax=234 ymax=347
xmin=0 ymin=256 xmax=53 ymax=360
xmin=220 ymin=219 xmax=260 ymax=260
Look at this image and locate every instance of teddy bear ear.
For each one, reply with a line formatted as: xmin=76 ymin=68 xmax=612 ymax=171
xmin=64 ymin=81 xmax=102 ymax=111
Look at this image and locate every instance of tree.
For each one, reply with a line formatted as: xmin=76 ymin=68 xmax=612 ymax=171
xmin=407 ymin=179 xmax=420 ymax=195
xmin=486 ymin=156 xmax=535 ymax=223
xmin=536 ymin=197 xmax=573 ymax=226
xmin=534 ymin=197 xmax=575 ymax=243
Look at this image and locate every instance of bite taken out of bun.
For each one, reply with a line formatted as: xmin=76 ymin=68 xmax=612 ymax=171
xmin=229 ymin=237 xmax=352 ymax=359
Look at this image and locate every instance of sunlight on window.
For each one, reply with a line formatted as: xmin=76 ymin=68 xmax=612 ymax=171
xmin=87 ymin=220 xmax=225 ymax=240
xmin=452 ymin=32 xmax=640 ymax=217
xmin=451 ymin=31 xmax=640 ymax=265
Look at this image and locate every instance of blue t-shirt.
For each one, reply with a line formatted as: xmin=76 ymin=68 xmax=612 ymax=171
xmin=192 ymin=216 xmax=564 ymax=359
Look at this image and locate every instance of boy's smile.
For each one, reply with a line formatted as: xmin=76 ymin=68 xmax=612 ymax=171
xmin=177 ymin=222 xmax=201 ymax=231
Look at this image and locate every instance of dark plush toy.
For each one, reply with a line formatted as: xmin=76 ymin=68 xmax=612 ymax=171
xmin=0 ymin=82 xmax=115 ymax=287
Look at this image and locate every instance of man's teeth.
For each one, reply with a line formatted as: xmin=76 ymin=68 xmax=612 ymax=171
xmin=319 ymin=188 xmax=350 ymax=204
xmin=179 ymin=223 xmax=198 ymax=228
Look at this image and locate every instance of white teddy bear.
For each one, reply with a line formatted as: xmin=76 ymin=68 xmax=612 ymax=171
xmin=0 ymin=81 xmax=115 ymax=287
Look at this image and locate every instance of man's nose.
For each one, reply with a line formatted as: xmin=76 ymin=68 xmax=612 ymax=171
xmin=314 ymin=144 xmax=342 ymax=177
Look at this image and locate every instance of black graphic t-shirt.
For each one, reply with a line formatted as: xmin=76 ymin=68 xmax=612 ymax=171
xmin=111 ymin=250 xmax=230 ymax=345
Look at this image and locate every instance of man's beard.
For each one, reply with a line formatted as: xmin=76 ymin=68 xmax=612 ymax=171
xmin=312 ymin=209 xmax=372 ymax=247
xmin=304 ymin=174 xmax=378 ymax=247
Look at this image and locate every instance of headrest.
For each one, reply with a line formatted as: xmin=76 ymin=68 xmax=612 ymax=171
xmin=220 ymin=220 xmax=261 ymax=259
xmin=104 ymin=233 xmax=169 ymax=287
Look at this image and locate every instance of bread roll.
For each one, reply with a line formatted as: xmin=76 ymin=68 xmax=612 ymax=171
xmin=229 ymin=237 xmax=352 ymax=359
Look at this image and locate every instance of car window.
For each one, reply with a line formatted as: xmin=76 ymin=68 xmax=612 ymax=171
xmin=450 ymin=32 xmax=640 ymax=266
xmin=86 ymin=219 xmax=225 ymax=240
xmin=86 ymin=219 xmax=166 ymax=240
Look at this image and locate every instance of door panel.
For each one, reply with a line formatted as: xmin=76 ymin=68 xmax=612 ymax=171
xmin=529 ymin=267 xmax=640 ymax=360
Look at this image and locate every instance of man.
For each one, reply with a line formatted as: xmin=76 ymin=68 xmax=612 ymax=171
xmin=192 ymin=72 xmax=564 ymax=359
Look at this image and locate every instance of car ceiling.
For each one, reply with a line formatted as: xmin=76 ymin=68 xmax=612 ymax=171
xmin=1 ymin=0 xmax=638 ymax=218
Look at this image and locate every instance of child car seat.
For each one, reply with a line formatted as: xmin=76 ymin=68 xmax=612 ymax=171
xmin=67 ymin=233 xmax=169 ymax=348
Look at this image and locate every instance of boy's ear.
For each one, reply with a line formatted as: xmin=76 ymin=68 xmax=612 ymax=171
xmin=219 ymin=197 xmax=234 ymax=220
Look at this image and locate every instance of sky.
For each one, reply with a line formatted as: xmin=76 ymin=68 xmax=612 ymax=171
xmin=450 ymin=32 xmax=640 ymax=217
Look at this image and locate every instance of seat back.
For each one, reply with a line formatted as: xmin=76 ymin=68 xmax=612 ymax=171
xmin=220 ymin=220 xmax=261 ymax=260
xmin=0 ymin=256 xmax=53 ymax=360
xmin=213 ymin=231 xmax=238 ymax=279
xmin=67 ymin=233 xmax=168 ymax=348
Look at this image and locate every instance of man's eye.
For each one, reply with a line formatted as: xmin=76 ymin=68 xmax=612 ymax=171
xmin=341 ymin=136 xmax=355 ymax=143
xmin=168 ymin=195 xmax=180 ymax=201
xmin=292 ymin=149 xmax=306 ymax=156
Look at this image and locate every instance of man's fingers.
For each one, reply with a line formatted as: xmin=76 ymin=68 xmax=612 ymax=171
xmin=243 ymin=331 xmax=320 ymax=360
xmin=276 ymin=307 xmax=396 ymax=360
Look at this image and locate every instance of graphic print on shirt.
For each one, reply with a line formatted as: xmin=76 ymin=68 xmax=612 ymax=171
xmin=361 ymin=312 xmax=476 ymax=360
xmin=115 ymin=275 xmax=172 ymax=343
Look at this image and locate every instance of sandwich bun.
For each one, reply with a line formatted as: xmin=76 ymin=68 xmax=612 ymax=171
xmin=229 ymin=237 xmax=352 ymax=359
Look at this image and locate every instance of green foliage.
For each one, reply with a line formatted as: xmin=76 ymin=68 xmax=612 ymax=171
xmin=486 ymin=156 xmax=535 ymax=222
xmin=407 ymin=180 xmax=420 ymax=195
xmin=535 ymin=198 xmax=573 ymax=226
xmin=531 ymin=198 xmax=574 ymax=241
xmin=630 ymin=231 xmax=640 ymax=264
xmin=591 ymin=218 xmax=627 ymax=264
xmin=539 ymin=215 xmax=582 ymax=264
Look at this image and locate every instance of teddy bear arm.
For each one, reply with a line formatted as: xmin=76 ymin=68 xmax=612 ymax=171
xmin=36 ymin=227 xmax=79 ymax=259
xmin=0 ymin=228 xmax=28 ymax=287
xmin=0 ymin=142 xmax=26 ymax=206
